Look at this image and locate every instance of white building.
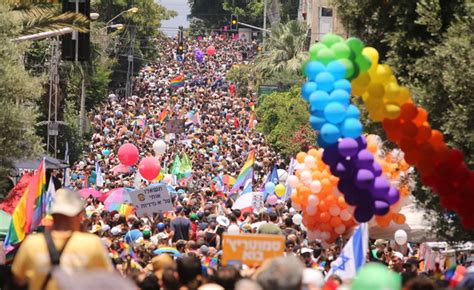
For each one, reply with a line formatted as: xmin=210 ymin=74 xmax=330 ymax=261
xmin=298 ymin=0 xmax=346 ymax=44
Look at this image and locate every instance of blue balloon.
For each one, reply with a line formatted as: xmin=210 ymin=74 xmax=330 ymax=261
xmin=346 ymin=104 xmax=361 ymax=119
xmin=71 ymin=173 xmax=78 ymax=180
xmin=334 ymin=79 xmax=352 ymax=93
xmin=315 ymin=72 xmax=335 ymax=92
xmin=317 ymin=134 xmax=331 ymax=149
xmin=324 ymin=102 xmax=346 ymax=124
xmin=309 ymin=115 xmax=325 ymax=130
xmin=320 ymin=123 xmax=341 ymax=144
xmin=304 ymin=61 xmax=325 ymax=80
xmin=309 ymin=90 xmax=331 ymax=111
xmin=265 ymin=182 xmax=275 ymax=194
xmin=326 ymin=60 xmax=346 ymax=80
xmin=341 ymin=118 xmax=363 ymax=138
xmin=301 ymin=81 xmax=318 ymax=102
xmin=330 ymin=89 xmax=350 ymax=106
xmin=102 ymin=149 xmax=110 ymax=157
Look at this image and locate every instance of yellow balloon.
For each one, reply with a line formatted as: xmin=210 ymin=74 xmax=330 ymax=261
xmin=367 ymin=83 xmax=385 ymax=99
xmin=275 ymin=184 xmax=286 ymax=197
xmin=384 ymin=81 xmax=401 ymax=100
xmin=363 ymin=47 xmax=379 ymax=72
xmin=384 ymin=103 xmax=401 ymax=119
xmin=351 ymin=72 xmax=371 ymax=94
xmin=374 ymin=64 xmax=393 ymax=83
xmin=369 ymin=109 xmax=385 ymax=122
xmin=395 ymin=87 xmax=412 ymax=105
xmin=365 ymin=96 xmax=384 ymax=111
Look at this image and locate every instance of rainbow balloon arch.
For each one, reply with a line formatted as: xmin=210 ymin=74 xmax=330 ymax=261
xmin=292 ymin=33 xmax=473 ymax=240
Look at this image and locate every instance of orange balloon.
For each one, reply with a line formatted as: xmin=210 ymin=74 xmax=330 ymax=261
xmin=413 ymin=108 xmax=428 ymax=126
xmin=337 ymin=196 xmax=348 ymax=208
xmin=318 ymin=200 xmax=329 ymax=212
xmin=400 ymin=103 xmax=418 ymax=121
xmin=330 ymin=216 xmax=342 ymax=227
xmin=320 ymin=212 xmax=331 ymax=223
xmin=400 ymin=121 xmax=418 ymax=138
xmin=325 ymin=195 xmax=337 ymax=206
xmin=394 ymin=213 xmax=406 ymax=224
xmin=296 ymin=152 xmax=307 ymax=163
xmin=308 ymin=149 xmax=319 ymax=158
xmin=429 ymin=130 xmax=445 ymax=147
xmin=291 ymin=192 xmax=301 ymax=204
xmin=312 ymin=171 xmax=322 ymax=180
xmin=416 ymin=123 xmax=432 ymax=144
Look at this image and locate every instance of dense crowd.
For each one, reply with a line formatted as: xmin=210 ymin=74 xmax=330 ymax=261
xmin=71 ymin=34 xmax=280 ymax=192
xmin=3 ymin=34 xmax=473 ymax=290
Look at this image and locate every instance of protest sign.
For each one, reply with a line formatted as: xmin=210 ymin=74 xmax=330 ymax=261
xmin=165 ymin=118 xmax=185 ymax=134
xmin=251 ymin=191 xmax=264 ymax=211
xmin=221 ymin=233 xmax=285 ymax=266
xmin=129 ymin=184 xmax=173 ymax=216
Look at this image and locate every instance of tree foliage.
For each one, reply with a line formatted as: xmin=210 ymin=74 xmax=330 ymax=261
xmin=252 ymin=20 xmax=308 ymax=79
xmin=332 ymin=0 xmax=474 ymax=240
xmin=256 ymin=86 xmax=315 ymax=158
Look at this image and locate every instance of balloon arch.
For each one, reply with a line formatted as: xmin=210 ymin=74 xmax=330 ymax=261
xmin=292 ymin=34 xmax=473 ymax=239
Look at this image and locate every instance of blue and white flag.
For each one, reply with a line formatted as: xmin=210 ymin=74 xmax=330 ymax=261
xmin=241 ymin=179 xmax=253 ymax=196
xmin=326 ymin=223 xmax=368 ymax=281
xmin=283 ymin=158 xmax=296 ymax=201
xmin=45 ymin=177 xmax=56 ymax=215
xmin=95 ymin=162 xmax=105 ymax=187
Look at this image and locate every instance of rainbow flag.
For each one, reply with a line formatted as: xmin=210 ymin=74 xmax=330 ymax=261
xmin=5 ymin=160 xmax=47 ymax=250
xmin=230 ymin=150 xmax=255 ymax=194
xmin=247 ymin=112 xmax=255 ymax=131
xmin=158 ymin=107 xmax=168 ymax=123
xmin=170 ymin=75 xmax=184 ymax=89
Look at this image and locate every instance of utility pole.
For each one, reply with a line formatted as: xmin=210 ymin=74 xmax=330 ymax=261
xmin=263 ymin=0 xmax=268 ymax=40
xmin=125 ymin=26 xmax=136 ymax=99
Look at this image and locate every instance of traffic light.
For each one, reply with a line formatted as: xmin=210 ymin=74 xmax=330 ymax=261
xmin=177 ymin=41 xmax=184 ymax=55
xmin=230 ymin=14 xmax=238 ymax=31
xmin=61 ymin=0 xmax=90 ymax=61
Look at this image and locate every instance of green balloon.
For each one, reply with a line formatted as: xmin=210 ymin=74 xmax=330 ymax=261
xmin=331 ymin=42 xmax=351 ymax=59
xmin=346 ymin=37 xmax=365 ymax=55
xmin=351 ymin=263 xmax=401 ymax=290
xmin=309 ymin=43 xmax=327 ymax=60
xmin=339 ymin=59 xmax=355 ymax=79
xmin=356 ymin=54 xmax=372 ymax=72
xmin=322 ymin=33 xmax=343 ymax=47
xmin=317 ymin=48 xmax=336 ymax=65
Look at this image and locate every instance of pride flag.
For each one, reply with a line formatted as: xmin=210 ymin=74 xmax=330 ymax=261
xmin=170 ymin=75 xmax=184 ymax=89
xmin=230 ymin=150 xmax=255 ymax=194
xmin=5 ymin=160 xmax=47 ymax=249
xmin=158 ymin=107 xmax=168 ymax=123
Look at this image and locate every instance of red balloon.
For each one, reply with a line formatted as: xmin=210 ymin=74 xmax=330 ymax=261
xmin=206 ymin=46 xmax=216 ymax=56
xmin=138 ymin=157 xmax=161 ymax=181
xmin=118 ymin=143 xmax=139 ymax=166
xmin=400 ymin=103 xmax=418 ymax=120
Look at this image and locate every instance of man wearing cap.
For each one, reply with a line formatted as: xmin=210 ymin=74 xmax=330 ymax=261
xmin=11 ymin=188 xmax=113 ymax=290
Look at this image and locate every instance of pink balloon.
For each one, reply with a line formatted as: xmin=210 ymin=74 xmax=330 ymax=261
xmin=138 ymin=157 xmax=161 ymax=181
xmin=267 ymin=194 xmax=278 ymax=206
xmin=206 ymin=46 xmax=216 ymax=56
xmin=118 ymin=143 xmax=139 ymax=166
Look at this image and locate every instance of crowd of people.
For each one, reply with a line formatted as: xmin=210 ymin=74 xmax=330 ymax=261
xmin=3 ymin=34 xmax=473 ymax=290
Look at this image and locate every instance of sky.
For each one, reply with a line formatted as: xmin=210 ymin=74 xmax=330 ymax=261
xmin=157 ymin=0 xmax=191 ymax=37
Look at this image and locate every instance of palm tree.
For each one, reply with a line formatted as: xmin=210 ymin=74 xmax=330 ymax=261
xmin=5 ymin=0 xmax=89 ymax=35
xmin=252 ymin=20 xmax=309 ymax=79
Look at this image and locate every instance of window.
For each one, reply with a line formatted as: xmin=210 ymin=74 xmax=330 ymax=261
xmin=321 ymin=7 xmax=333 ymax=17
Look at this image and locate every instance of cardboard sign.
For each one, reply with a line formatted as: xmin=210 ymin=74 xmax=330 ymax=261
xmin=165 ymin=119 xmax=185 ymax=134
xmin=129 ymin=185 xmax=173 ymax=216
xmin=221 ymin=233 xmax=285 ymax=266
xmin=251 ymin=192 xmax=264 ymax=211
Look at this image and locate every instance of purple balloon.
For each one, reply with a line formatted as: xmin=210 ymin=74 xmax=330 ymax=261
xmin=322 ymin=144 xmax=343 ymax=167
xmin=355 ymin=149 xmax=374 ymax=169
xmin=337 ymin=177 xmax=357 ymax=199
xmin=370 ymin=176 xmax=391 ymax=198
xmin=385 ymin=187 xmax=400 ymax=205
xmin=354 ymin=205 xmax=374 ymax=223
xmin=342 ymin=188 xmax=358 ymax=206
xmin=355 ymin=169 xmax=375 ymax=189
xmin=338 ymin=138 xmax=359 ymax=157
xmin=356 ymin=136 xmax=367 ymax=150
xmin=372 ymin=161 xmax=383 ymax=177
xmin=374 ymin=200 xmax=390 ymax=215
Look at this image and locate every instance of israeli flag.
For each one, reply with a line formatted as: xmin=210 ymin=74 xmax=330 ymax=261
xmin=326 ymin=223 xmax=368 ymax=280
xmin=95 ymin=162 xmax=105 ymax=187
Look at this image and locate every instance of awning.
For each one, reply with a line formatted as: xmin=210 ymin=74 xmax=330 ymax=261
xmin=13 ymin=155 xmax=69 ymax=170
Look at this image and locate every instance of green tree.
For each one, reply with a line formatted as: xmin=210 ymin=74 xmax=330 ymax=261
xmin=252 ymin=20 xmax=308 ymax=79
xmin=0 ymin=3 xmax=44 ymax=195
xmin=332 ymin=0 xmax=474 ymax=240
xmin=256 ymin=86 xmax=315 ymax=158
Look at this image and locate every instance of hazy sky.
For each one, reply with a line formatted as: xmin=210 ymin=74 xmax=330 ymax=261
xmin=157 ymin=0 xmax=191 ymax=37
